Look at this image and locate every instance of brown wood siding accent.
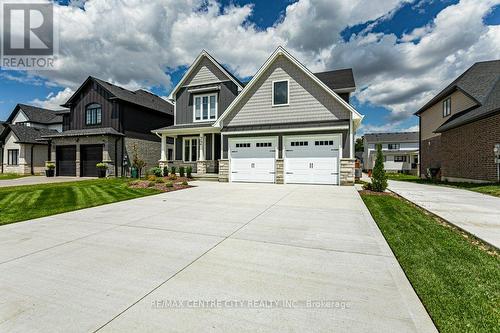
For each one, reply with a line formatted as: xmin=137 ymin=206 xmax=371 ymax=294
xmin=175 ymin=81 xmax=239 ymax=125
xmin=62 ymin=114 xmax=70 ymax=131
xmin=121 ymin=102 xmax=173 ymax=141
xmin=69 ymin=82 xmax=119 ymax=130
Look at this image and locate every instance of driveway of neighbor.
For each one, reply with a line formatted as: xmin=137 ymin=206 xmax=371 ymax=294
xmin=0 ymin=176 xmax=91 ymax=187
xmin=0 ymin=182 xmax=436 ymax=333
xmin=389 ymin=180 xmax=500 ymax=249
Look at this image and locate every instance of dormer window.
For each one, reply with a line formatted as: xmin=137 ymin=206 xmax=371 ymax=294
xmin=193 ymin=93 xmax=217 ymax=122
xmin=442 ymin=97 xmax=451 ymax=117
xmin=86 ymin=103 xmax=102 ymax=125
xmin=272 ymin=80 xmax=289 ymax=106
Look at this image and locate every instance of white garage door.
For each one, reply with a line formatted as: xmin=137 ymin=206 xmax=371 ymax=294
xmin=229 ymin=137 xmax=277 ymax=183
xmin=284 ymin=135 xmax=340 ymax=185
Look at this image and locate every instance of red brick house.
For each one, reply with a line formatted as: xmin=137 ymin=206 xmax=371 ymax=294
xmin=416 ymin=60 xmax=500 ymax=182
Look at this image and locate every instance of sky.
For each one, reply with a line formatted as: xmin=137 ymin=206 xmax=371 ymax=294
xmin=1 ymin=0 xmax=499 ymax=136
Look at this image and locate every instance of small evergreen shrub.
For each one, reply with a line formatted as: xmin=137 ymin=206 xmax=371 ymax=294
xmin=186 ymin=166 xmax=192 ymax=178
xmin=166 ymin=181 xmax=174 ymax=188
xmin=181 ymin=181 xmax=188 ymax=186
xmin=163 ymin=166 xmax=169 ymax=176
xmin=147 ymin=175 xmax=156 ymax=182
xmin=179 ymin=166 xmax=185 ymax=177
xmin=149 ymin=167 xmax=163 ymax=177
xmin=169 ymin=174 xmax=177 ymax=180
xmin=170 ymin=166 xmax=176 ymax=175
xmin=370 ymin=144 xmax=388 ymax=192
xmin=147 ymin=181 xmax=155 ymax=187
xmin=155 ymin=177 xmax=165 ymax=183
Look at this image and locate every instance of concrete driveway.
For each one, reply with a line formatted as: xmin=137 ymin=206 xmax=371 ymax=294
xmin=0 ymin=176 xmax=90 ymax=187
xmin=0 ymin=182 xmax=436 ymax=332
xmin=389 ymin=180 xmax=500 ymax=249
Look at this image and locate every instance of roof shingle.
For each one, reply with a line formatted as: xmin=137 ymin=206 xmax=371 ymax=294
xmin=364 ymin=132 xmax=419 ymax=143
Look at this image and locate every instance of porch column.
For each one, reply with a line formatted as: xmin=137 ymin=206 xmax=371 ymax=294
xmin=199 ymin=133 xmax=205 ymax=161
xmin=160 ymin=134 xmax=167 ymax=162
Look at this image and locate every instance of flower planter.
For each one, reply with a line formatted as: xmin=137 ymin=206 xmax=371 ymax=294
xmin=97 ymin=169 xmax=107 ymax=178
xmin=45 ymin=169 xmax=55 ymax=177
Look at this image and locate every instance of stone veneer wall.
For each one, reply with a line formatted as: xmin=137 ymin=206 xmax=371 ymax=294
xmin=218 ymin=159 xmax=229 ymax=182
xmin=124 ymin=137 xmax=161 ymax=175
xmin=340 ymin=158 xmax=355 ymax=186
xmin=275 ymin=159 xmax=284 ymax=184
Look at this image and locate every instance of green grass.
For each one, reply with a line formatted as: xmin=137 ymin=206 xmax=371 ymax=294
xmin=0 ymin=173 xmax=29 ymax=180
xmin=0 ymin=178 xmax=161 ymax=225
xmin=361 ymin=193 xmax=500 ymax=333
xmin=386 ymin=173 xmax=500 ymax=198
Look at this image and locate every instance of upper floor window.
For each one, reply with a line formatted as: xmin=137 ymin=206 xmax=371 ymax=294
xmin=273 ymin=80 xmax=288 ymax=106
xmin=442 ymin=97 xmax=451 ymax=117
xmin=388 ymin=143 xmax=400 ymax=150
xmin=86 ymin=103 xmax=102 ymax=125
xmin=193 ymin=94 xmax=217 ymax=122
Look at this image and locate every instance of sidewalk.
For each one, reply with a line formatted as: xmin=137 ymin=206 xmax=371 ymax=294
xmin=388 ymin=180 xmax=500 ymax=249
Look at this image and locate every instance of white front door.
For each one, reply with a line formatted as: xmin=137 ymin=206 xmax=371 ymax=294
xmin=229 ymin=137 xmax=277 ymax=183
xmin=284 ymin=135 xmax=341 ymax=185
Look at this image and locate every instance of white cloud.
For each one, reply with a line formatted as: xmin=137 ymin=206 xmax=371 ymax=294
xmin=16 ymin=0 xmax=500 ymax=130
xmin=30 ymin=88 xmax=74 ymax=110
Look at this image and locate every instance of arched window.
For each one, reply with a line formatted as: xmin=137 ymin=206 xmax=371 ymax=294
xmin=86 ymin=103 xmax=102 ymax=125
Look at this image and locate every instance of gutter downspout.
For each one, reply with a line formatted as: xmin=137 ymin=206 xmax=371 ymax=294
xmin=115 ymin=137 xmax=119 ymax=177
xmin=121 ymin=137 xmax=125 ymax=177
xmin=30 ymin=144 xmax=34 ymax=175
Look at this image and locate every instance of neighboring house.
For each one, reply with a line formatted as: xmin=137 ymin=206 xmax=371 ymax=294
xmin=362 ymin=132 xmax=419 ymax=174
xmin=41 ymin=77 xmax=174 ymax=177
xmin=0 ymin=104 xmax=63 ymax=175
xmin=416 ymin=60 xmax=500 ymax=182
xmin=154 ymin=47 xmax=363 ymax=185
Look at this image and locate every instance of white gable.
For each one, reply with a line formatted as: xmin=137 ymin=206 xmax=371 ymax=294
xmin=12 ymin=109 xmax=28 ymax=124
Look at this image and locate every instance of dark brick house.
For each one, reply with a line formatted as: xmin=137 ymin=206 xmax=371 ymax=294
xmin=42 ymin=77 xmax=174 ymax=177
xmin=416 ymin=60 xmax=500 ymax=182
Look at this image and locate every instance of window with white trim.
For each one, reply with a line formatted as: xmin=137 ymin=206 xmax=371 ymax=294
xmin=388 ymin=143 xmax=400 ymax=150
xmin=183 ymin=138 xmax=198 ymax=162
xmin=443 ymin=97 xmax=451 ymax=117
xmin=7 ymin=149 xmax=19 ymax=165
xmin=193 ymin=93 xmax=217 ymax=121
xmin=394 ymin=155 xmax=407 ymax=162
xmin=272 ymin=80 xmax=288 ymax=106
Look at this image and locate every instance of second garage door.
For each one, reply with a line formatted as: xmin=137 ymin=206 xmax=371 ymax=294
xmin=56 ymin=146 xmax=76 ymax=176
xmin=229 ymin=137 xmax=277 ymax=183
xmin=81 ymin=144 xmax=103 ymax=177
xmin=284 ymin=135 xmax=340 ymax=185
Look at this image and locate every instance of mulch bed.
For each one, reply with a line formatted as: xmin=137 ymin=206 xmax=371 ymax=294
xmin=358 ymin=189 xmax=395 ymax=196
xmin=128 ymin=176 xmax=194 ymax=193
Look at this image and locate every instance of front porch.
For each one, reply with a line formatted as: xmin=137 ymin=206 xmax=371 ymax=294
xmin=157 ymin=124 xmax=221 ymax=176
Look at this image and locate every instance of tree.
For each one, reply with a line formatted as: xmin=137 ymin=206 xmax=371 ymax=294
xmin=371 ymin=144 xmax=387 ymax=192
xmin=131 ymin=144 xmax=146 ymax=178
xmin=355 ymin=137 xmax=364 ymax=152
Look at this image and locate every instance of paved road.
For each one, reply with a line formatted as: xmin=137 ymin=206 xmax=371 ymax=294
xmin=389 ymin=180 xmax=500 ymax=249
xmin=0 ymin=176 xmax=92 ymax=187
xmin=0 ymin=182 xmax=436 ymax=332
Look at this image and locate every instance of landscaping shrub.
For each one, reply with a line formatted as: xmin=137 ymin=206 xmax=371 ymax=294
xmin=163 ymin=166 xmax=169 ymax=176
xmin=370 ymin=144 xmax=387 ymax=192
xmin=166 ymin=181 xmax=174 ymax=188
xmin=179 ymin=166 xmax=185 ymax=177
xmin=147 ymin=181 xmax=155 ymax=187
xmin=147 ymin=175 xmax=156 ymax=182
xmin=186 ymin=166 xmax=192 ymax=178
xmin=155 ymin=178 xmax=165 ymax=183
xmin=170 ymin=166 xmax=176 ymax=175
xmin=149 ymin=167 xmax=163 ymax=177
xmin=169 ymin=174 xmax=177 ymax=180
xmin=181 ymin=181 xmax=188 ymax=186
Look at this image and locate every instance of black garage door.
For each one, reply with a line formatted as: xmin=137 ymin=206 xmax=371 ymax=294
xmin=56 ymin=146 xmax=76 ymax=176
xmin=81 ymin=144 xmax=103 ymax=177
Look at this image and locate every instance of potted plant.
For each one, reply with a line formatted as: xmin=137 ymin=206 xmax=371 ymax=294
xmin=45 ymin=162 xmax=55 ymax=177
xmin=96 ymin=162 xmax=108 ymax=178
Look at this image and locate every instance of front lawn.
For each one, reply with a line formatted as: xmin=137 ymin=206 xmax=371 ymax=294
xmin=0 ymin=173 xmax=28 ymax=180
xmin=0 ymin=178 xmax=161 ymax=226
xmin=361 ymin=193 xmax=500 ymax=333
xmin=386 ymin=173 xmax=500 ymax=198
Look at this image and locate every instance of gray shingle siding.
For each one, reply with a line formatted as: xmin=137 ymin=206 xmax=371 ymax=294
xmin=224 ymin=55 xmax=351 ymax=127
xmin=184 ymin=56 xmax=232 ymax=86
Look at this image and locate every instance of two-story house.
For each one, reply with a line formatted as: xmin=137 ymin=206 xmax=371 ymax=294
xmin=416 ymin=60 xmax=500 ymax=182
xmin=0 ymin=104 xmax=62 ymax=175
xmin=362 ymin=132 xmax=419 ymax=174
xmin=41 ymin=77 xmax=174 ymax=177
xmin=154 ymin=47 xmax=363 ymax=185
